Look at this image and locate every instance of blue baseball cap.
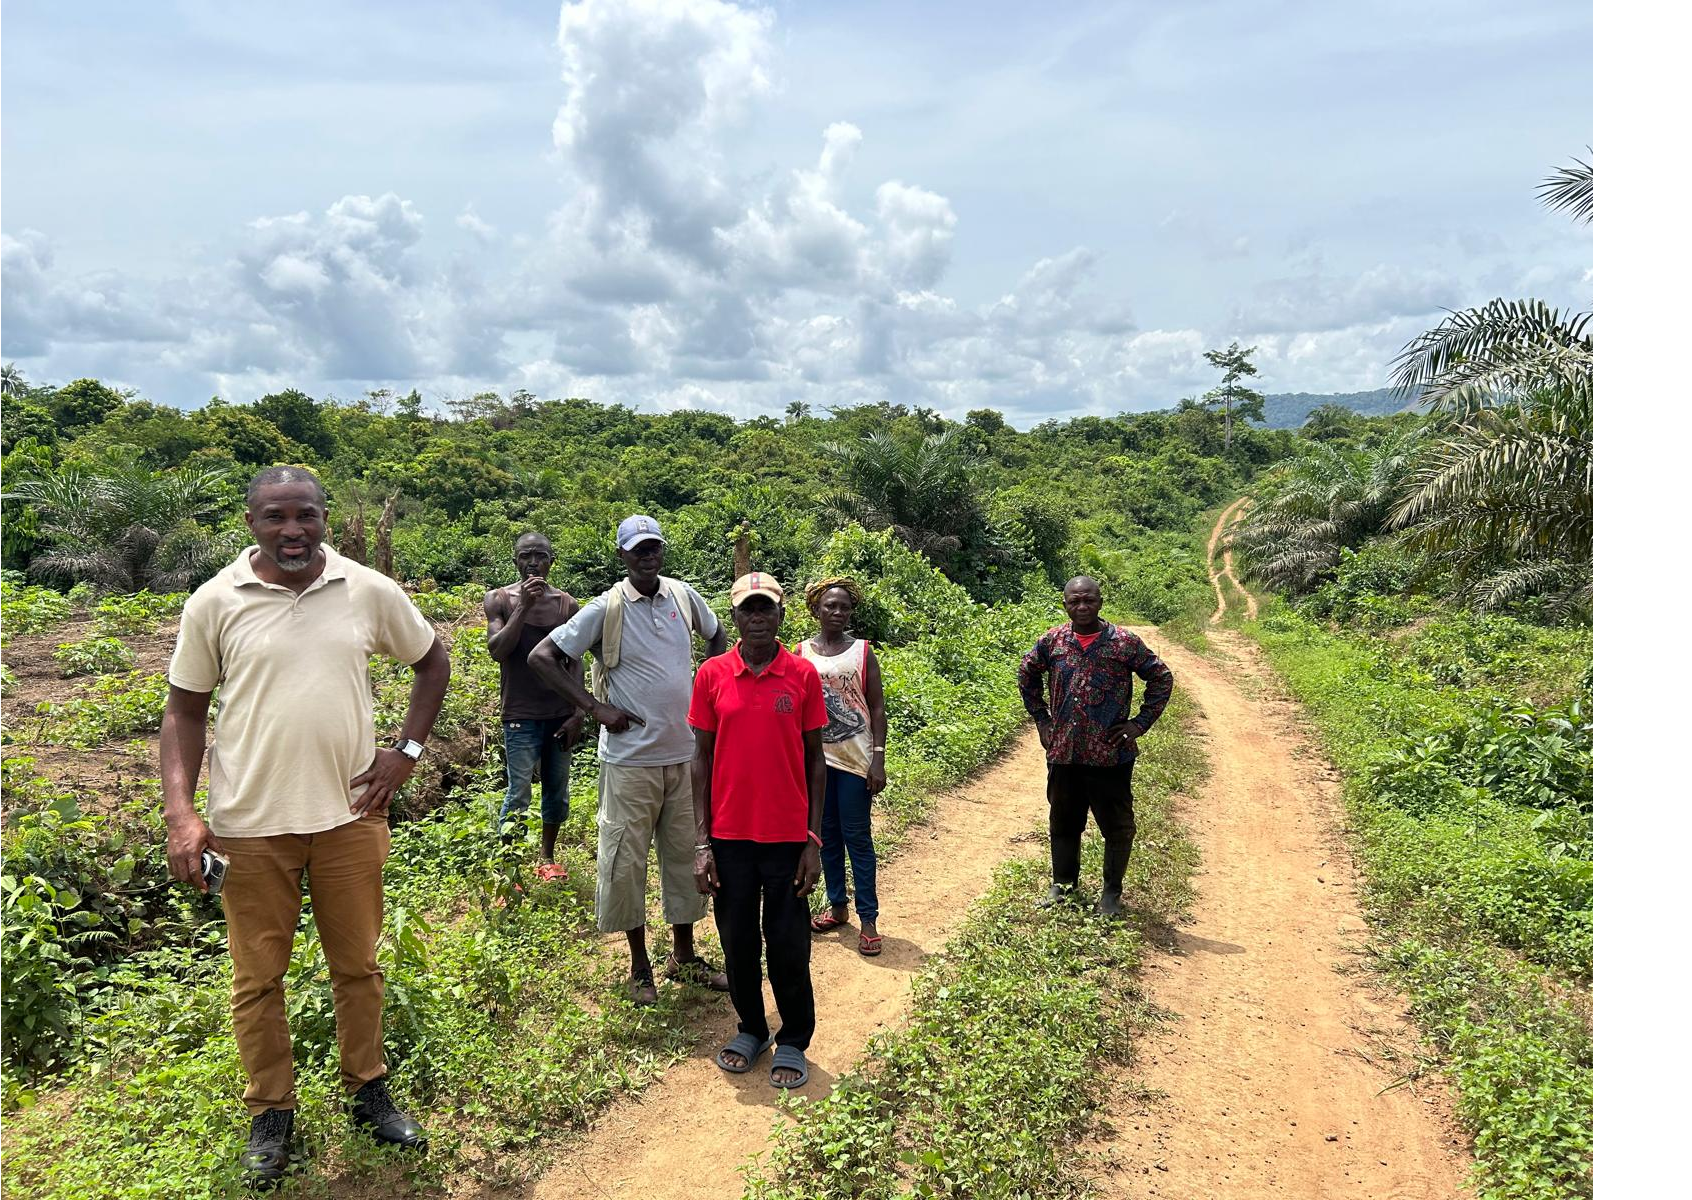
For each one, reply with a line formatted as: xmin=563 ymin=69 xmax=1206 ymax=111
xmin=616 ymin=514 xmax=667 ymax=551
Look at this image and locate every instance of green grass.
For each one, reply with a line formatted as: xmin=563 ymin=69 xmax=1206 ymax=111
xmin=1242 ymin=602 xmax=1592 ymax=1200
xmin=743 ymin=690 xmax=1204 ymax=1200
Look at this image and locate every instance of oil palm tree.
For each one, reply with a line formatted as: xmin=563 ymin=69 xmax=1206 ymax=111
xmin=1229 ymin=427 xmax=1424 ymax=593
xmin=823 ymin=428 xmax=997 ymax=574
xmin=4 ymin=462 xmax=242 ymax=593
xmin=1387 ymin=154 xmax=1593 ymax=617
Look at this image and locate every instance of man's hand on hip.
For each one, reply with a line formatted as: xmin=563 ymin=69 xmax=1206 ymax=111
xmin=166 ymin=813 xmax=225 ymax=892
xmin=350 ymin=748 xmax=416 ymax=818
xmin=1105 ymin=719 xmax=1140 ymax=754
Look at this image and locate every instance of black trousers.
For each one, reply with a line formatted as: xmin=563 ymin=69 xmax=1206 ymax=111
xmin=710 ymin=839 xmax=816 ymax=1050
xmin=1047 ymin=762 xmax=1136 ymax=893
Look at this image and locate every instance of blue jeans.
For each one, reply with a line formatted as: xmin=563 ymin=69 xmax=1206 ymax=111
xmin=497 ymin=718 xmax=571 ymax=833
xmin=820 ymin=767 xmax=878 ymax=920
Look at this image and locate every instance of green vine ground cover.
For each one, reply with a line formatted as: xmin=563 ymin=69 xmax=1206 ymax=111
xmin=743 ymin=689 xmax=1204 ymax=1200
xmin=1241 ymin=602 xmax=1592 ymax=1200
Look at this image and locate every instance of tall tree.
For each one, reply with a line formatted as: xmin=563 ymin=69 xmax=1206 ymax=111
xmin=1201 ymin=342 xmax=1266 ymax=451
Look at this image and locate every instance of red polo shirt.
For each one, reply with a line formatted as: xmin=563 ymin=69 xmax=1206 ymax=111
xmin=688 ymin=641 xmax=826 ymax=843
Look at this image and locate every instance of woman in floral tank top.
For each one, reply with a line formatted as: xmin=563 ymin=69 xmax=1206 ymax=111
xmin=797 ymin=577 xmax=887 ymax=955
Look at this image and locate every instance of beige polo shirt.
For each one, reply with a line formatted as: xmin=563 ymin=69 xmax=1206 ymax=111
xmin=168 ymin=544 xmax=437 ymax=837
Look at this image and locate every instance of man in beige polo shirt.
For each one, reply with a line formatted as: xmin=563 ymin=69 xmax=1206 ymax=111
xmin=160 ymin=465 xmax=450 ymax=1191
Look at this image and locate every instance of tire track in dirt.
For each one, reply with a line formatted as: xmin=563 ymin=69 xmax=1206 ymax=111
xmin=1088 ymin=629 xmax=1470 ymax=1199
xmin=1207 ymin=500 xmax=1258 ymax=622
xmin=523 ymin=733 xmax=1049 ymax=1200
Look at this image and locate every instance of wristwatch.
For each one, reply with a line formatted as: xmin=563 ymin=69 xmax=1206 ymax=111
xmin=393 ymin=738 xmax=426 ymax=761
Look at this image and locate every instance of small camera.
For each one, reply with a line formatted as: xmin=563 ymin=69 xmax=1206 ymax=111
xmin=201 ymin=849 xmax=229 ymax=896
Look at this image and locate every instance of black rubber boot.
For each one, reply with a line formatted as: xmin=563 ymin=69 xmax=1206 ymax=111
xmin=240 ymin=1107 xmax=294 ymax=1191
xmin=1040 ymin=882 xmax=1082 ymax=908
xmin=1096 ymin=888 xmax=1124 ymax=919
xmin=350 ymin=1078 xmax=428 ymax=1152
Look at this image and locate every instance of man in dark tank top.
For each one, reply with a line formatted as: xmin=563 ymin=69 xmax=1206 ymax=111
xmin=485 ymin=532 xmax=582 ymax=875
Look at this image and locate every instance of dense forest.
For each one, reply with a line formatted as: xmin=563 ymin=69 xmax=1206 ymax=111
xmin=0 ymin=163 xmax=1593 ymax=1200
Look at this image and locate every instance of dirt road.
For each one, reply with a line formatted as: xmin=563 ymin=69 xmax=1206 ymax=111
xmin=1208 ymin=498 xmax=1259 ymax=623
xmin=525 ymin=733 xmax=1049 ymax=1200
xmin=1084 ymin=514 xmax=1468 ymax=1197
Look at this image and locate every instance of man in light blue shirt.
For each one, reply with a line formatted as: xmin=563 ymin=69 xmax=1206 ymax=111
xmin=529 ymin=515 xmax=729 ymax=1004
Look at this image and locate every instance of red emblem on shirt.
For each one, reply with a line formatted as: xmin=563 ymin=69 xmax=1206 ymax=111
xmin=774 ymin=693 xmax=794 ymax=713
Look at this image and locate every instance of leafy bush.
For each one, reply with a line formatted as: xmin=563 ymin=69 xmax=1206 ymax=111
xmin=408 ymin=583 xmax=484 ymax=623
xmin=52 ymin=636 xmax=137 ymax=677
xmin=804 ymin=525 xmax=975 ymax=646
xmin=0 ymin=664 xmax=15 ymax=697
xmin=1076 ymin=529 xmax=1211 ymax=625
xmin=0 ymin=764 xmax=202 ymax=1080
xmin=1 ymin=580 xmax=73 ymax=636
xmin=90 ymin=590 xmax=186 ymax=635
xmin=1297 ymin=542 xmax=1425 ymax=622
xmin=35 ymin=672 xmax=170 ymax=747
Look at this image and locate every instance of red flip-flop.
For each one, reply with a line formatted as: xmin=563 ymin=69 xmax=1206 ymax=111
xmin=535 ymin=862 xmax=568 ymax=883
xmin=810 ymin=911 xmax=848 ymax=934
xmin=858 ymin=933 xmax=883 ymax=957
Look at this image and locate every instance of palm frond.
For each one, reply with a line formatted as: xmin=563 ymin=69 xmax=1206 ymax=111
xmin=1389 ymin=299 xmax=1592 ymax=415
xmin=1537 ymin=153 xmax=1593 ymax=224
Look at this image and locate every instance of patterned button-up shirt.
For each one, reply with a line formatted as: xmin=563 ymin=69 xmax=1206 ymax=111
xmin=1017 ymin=623 xmax=1175 ymax=766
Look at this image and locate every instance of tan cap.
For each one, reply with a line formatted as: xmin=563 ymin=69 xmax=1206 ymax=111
xmin=730 ymin=571 xmax=784 ymax=608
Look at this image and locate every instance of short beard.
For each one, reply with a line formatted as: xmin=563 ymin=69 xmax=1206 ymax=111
xmin=273 ymin=549 xmax=316 ymax=573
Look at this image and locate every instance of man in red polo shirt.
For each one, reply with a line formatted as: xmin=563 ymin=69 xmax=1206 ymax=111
xmin=688 ymin=572 xmax=826 ymax=1089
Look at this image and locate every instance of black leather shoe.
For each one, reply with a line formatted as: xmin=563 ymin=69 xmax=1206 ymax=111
xmin=240 ymin=1107 xmax=294 ymax=1191
xmin=1096 ymin=888 xmax=1124 ymax=918
xmin=350 ymin=1078 xmax=428 ymax=1152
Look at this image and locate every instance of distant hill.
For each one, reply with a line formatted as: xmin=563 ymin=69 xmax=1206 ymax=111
xmin=1259 ymin=388 xmax=1412 ymax=429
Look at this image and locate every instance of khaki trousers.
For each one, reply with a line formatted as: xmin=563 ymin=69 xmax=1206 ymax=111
xmin=220 ymin=816 xmax=390 ymax=1114
xmin=596 ymin=761 xmax=710 ymax=933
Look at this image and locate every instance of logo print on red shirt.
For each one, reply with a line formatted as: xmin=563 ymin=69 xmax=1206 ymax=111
xmin=774 ymin=693 xmax=794 ymax=713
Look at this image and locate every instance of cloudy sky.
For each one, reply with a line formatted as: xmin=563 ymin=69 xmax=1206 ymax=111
xmin=1 ymin=0 xmax=1591 ymax=425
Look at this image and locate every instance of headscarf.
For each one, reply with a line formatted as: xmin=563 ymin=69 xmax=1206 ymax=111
xmin=804 ymin=575 xmax=865 ymax=616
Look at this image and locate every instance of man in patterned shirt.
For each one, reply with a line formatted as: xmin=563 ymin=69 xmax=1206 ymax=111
xmin=1017 ymin=575 xmax=1174 ymax=916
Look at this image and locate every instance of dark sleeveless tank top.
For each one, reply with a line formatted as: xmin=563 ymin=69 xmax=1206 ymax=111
xmin=500 ymin=596 xmax=574 ymax=721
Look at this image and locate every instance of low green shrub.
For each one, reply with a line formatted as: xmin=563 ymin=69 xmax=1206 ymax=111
xmin=1076 ymin=528 xmax=1212 ymax=625
xmin=408 ymin=582 xmax=485 ymax=623
xmin=33 ymin=672 xmax=170 ymax=747
xmin=1 ymin=580 xmax=73 ymax=636
xmin=90 ymin=590 xmax=186 ymax=636
xmin=52 ymin=635 xmax=137 ymax=677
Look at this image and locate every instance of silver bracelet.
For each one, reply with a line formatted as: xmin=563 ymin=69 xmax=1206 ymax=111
xmin=694 ymin=843 xmax=712 ymax=852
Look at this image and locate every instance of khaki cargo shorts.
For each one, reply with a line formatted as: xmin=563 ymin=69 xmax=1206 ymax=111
xmin=595 ymin=761 xmax=711 ymax=934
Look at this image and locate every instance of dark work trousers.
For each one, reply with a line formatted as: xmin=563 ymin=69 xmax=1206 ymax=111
xmin=710 ymin=838 xmax=816 ymax=1051
xmin=1047 ymin=761 xmax=1136 ymax=893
